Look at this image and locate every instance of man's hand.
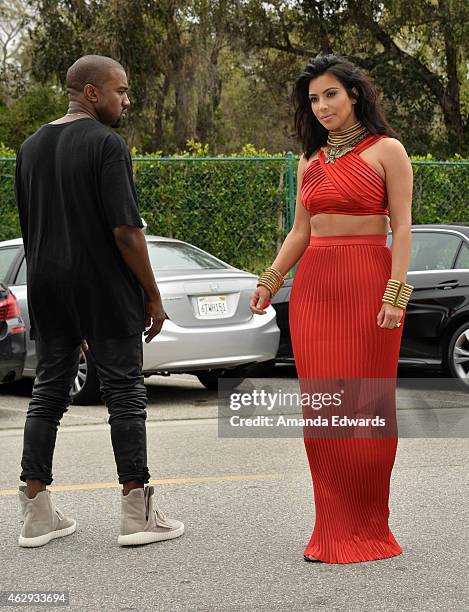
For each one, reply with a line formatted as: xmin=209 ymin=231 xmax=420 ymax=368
xmin=144 ymin=296 xmax=168 ymax=343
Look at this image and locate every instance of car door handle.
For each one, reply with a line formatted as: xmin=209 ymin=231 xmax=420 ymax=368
xmin=435 ymin=280 xmax=459 ymax=290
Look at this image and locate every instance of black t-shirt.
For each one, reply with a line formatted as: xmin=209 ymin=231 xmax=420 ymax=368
xmin=15 ymin=118 xmax=145 ymax=341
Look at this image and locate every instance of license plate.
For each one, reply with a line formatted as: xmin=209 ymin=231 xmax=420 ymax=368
xmin=197 ymin=295 xmax=228 ymax=316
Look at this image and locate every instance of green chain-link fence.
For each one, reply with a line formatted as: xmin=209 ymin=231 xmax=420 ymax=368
xmin=411 ymin=161 xmax=468 ymax=224
xmin=1 ymin=155 xmax=467 ymax=275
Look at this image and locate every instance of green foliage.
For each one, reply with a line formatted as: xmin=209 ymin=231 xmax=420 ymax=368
xmin=0 ymin=86 xmax=67 ymax=151
xmin=230 ymin=0 xmax=469 ymax=156
xmin=0 ymin=143 xmax=21 ymax=240
xmin=6 ymin=1 xmax=468 ymax=156
xmin=410 ymin=155 xmax=469 ymax=224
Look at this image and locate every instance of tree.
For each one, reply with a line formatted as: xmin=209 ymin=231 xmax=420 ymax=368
xmin=0 ymin=85 xmax=67 ymax=149
xmin=233 ymin=0 xmax=469 ymax=155
xmin=348 ymin=0 xmax=468 ymax=153
xmin=27 ymin=0 xmax=233 ymax=152
xmin=0 ymin=0 xmax=33 ymax=103
xmin=3 ymin=0 xmax=466 ymax=155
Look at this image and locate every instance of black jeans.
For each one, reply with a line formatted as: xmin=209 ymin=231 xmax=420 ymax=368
xmin=20 ymin=334 xmax=151 ymax=485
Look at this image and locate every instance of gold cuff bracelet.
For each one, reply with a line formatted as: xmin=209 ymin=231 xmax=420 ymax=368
xmin=382 ymin=279 xmax=414 ymax=309
xmin=257 ymin=267 xmax=285 ymax=297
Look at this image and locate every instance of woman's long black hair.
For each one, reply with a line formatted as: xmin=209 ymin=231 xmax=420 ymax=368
xmin=293 ymin=54 xmax=399 ymax=159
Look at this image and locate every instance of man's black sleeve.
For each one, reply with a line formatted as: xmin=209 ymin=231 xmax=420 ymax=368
xmin=14 ymin=146 xmax=28 ymax=256
xmin=99 ymin=134 xmax=144 ymax=230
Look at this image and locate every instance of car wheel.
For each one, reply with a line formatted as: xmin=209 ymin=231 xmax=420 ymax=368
xmin=196 ymin=368 xmax=246 ymax=391
xmin=71 ymin=349 xmax=101 ymax=405
xmin=446 ymin=321 xmax=469 ymax=388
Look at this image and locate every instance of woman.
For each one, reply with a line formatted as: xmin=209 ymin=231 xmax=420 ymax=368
xmin=250 ymin=54 xmax=413 ymax=564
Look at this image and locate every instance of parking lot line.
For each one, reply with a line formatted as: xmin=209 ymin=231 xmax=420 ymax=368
xmin=0 ymin=418 xmax=220 ymax=438
xmin=0 ymin=472 xmax=283 ymax=497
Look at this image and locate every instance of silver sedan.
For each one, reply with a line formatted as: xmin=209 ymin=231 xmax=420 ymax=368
xmin=0 ymin=236 xmax=280 ymax=403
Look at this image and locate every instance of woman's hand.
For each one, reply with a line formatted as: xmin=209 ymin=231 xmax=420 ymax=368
xmin=377 ymin=302 xmax=403 ymax=329
xmin=250 ymin=286 xmax=271 ymax=314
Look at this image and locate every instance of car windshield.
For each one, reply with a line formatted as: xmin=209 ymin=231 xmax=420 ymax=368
xmin=147 ymin=241 xmax=230 ymax=271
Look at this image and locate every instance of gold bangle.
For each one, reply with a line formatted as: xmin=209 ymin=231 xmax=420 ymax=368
xmin=257 ymin=267 xmax=284 ymax=297
xmin=382 ymin=279 xmax=414 ymax=309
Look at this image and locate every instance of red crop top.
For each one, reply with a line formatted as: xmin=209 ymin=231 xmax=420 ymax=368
xmin=301 ymin=134 xmax=389 ymax=216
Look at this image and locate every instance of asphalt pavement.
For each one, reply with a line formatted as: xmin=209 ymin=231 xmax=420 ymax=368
xmin=0 ymin=368 xmax=467 ymax=612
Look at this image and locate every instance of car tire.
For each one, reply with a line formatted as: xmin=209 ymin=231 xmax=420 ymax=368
xmin=196 ymin=368 xmax=247 ymax=391
xmin=445 ymin=321 xmax=469 ymax=388
xmin=71 ymin=349 xmax=101 ymax=405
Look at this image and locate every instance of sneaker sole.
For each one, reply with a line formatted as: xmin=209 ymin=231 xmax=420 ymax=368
xmin=18 ymin=521 xmax=77 ymax=548
xmin=117 ymin=524 xmax=184 ymax=546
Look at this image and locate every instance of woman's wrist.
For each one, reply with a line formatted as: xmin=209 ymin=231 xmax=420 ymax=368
xmin=257 ymin=267 xmax=284 ymax=297
xmin=381 ymin=278 xmax=413 ymax=309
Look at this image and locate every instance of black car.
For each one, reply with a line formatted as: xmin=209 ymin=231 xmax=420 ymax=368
xmin=272 ymin=224 xmax=469 ymax=386
xmin=0 ymin=283 xmax=26 ymax=384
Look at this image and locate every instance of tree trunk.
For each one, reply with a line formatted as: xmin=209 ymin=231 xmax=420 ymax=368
xmin=154 ymin=73 xmax=171 ymax=150
xmin=308 ymin=0 xmax=333 ymax=54
xmin=437 ymin=0 xmax=464 ymax=150
xmin=166 ymin=8 xmax=197 ymax=151
xmin=174 ymin=60 xmax=197 ymax=150
xmin=196 ymin=19 xmax=225 ymax=143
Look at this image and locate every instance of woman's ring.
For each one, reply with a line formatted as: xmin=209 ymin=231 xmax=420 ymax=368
xmin=395 ymin=322 xmax=401 ymax=327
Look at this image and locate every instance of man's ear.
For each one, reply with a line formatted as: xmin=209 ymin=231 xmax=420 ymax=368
xmin=83 ymin=83 xmax=98 ymax=103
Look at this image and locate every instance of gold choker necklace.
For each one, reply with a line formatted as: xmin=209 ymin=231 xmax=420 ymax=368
xmin=322 ymin=121 xmax=368 ymax=164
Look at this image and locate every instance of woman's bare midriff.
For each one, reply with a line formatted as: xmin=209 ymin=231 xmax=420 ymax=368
xmin=310 ymin=213 xmax=389 ymax=237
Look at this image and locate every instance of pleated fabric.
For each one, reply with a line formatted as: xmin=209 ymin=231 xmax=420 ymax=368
xmin=289 ymin=234 xmax=404 ymax=564
xmin=301 ymin=134 xmax=390 ymax=216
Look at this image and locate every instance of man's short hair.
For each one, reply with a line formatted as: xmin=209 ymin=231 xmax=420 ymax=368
xmin=66 ymin=55 xmax=125 ymax=93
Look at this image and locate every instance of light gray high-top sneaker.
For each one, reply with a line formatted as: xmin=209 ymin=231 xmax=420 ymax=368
xmin=118 ymin=485 xmax=184 ymax=546
xmin=18 ymin=486 xmax=76 ymax=548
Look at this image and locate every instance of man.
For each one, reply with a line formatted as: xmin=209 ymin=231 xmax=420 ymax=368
xmin=14 ymin=55 xmax=184 ymax=547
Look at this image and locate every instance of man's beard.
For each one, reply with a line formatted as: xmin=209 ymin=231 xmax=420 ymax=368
xmin=111 ymin=113 xmax=126 ymax=128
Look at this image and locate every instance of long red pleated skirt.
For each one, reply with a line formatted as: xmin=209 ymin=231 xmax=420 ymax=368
xmin=289 ymin=234 xmax=404 ymax=564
